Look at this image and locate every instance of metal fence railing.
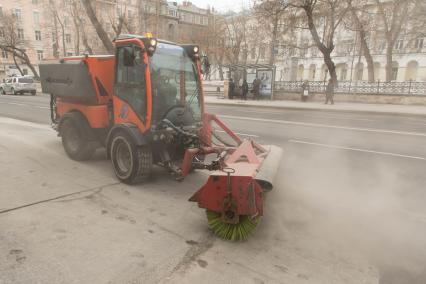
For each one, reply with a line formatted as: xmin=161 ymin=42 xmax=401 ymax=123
xmin=274 ymin=80 xmax=426 ymax=96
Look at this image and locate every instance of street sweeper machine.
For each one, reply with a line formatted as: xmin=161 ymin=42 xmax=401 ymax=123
xmin=39 ymin=34 xmax=282 ymax=241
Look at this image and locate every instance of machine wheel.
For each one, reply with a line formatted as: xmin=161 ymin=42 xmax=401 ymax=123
xmin=110 ymin=132 xmax=152 ymax=184
xmin=60 ymin=116 xmax=96 ymax=161
xmin=206 ymin=210 xmax=261 ymax=241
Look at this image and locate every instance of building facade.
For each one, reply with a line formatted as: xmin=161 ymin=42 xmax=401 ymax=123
xmin=0 ymin=0 xmax=211 ymax=80
xmin=211 ymin=3 xmax=426 ymax=83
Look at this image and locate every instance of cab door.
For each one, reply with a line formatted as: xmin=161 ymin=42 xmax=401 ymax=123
xmin=113 ymin=44 xmax=150 ymax=133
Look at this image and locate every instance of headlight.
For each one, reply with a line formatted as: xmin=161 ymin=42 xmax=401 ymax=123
xmin=193 ymin=46 xmax=199 ymax=53
xmin=150 ymin=39 xmax=157 ymax=47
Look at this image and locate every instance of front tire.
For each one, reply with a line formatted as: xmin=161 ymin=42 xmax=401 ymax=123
xmin=60 ymin=116 xmax=96 ymax=161
xmin=110 ymin=132 xmax=152 ymax=184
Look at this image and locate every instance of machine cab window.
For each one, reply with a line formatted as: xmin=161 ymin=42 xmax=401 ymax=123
xmin=115 ymin=45 xmax=147 ymax=119
xmin=149 ymin=43 xmax=201 ymax=125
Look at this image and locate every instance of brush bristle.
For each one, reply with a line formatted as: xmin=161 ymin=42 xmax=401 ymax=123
xmin=206 ymin=210 xmax=261 ymax=241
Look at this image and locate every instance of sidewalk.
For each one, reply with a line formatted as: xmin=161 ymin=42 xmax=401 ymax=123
xmin=205 ymin=96 xmax=426 ymax=117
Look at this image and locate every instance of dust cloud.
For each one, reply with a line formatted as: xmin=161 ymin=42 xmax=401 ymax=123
xmin=269 ymin=140 xmax=426 ymax=283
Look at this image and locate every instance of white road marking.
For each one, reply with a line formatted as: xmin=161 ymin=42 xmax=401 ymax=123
xmin=215 ymin=130 xmax=259 ymax=138
xmin=219 ymin=114 xmax=426 ymax=137
xmin=208 ymin=105 xmax=375 ymax=121
xmin=0 ymin=101 xmax=49 ymax=109
xmin=288 ymin=139 xmax=426 ymax=161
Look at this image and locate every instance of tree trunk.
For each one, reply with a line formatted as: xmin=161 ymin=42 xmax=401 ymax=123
xmin=53 ymin=17 xmax=60 ymax=58
xmin=385 ymin=40 xmax=393 ymax=81
xmin=12 ymin=53 xmax=24 ymax=76
xmin=324 ymin=52 xmax=338 ymax=86
xmin=359 ymin=30 xmax=375 ymax=82
xmin=218 ymin=65 xmax=224 ymax=81
xmin=269 ymin=16 xmax=279 ymax=66
xmin=81 ymin=0 xmax=114 ymax=54
xmin=17 ymin=51 xmax=40 ymax=80
xmin=304 ymin=6 xmax=338 ymax=86
xmin=72 ymin=16 xmax=80 ymax=55
xmin=60 ymin=23 xmax=66 ymax=56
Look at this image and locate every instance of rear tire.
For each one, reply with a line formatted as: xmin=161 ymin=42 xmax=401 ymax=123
xmin=110 ymin=132 xmax=152 ymax=184
xmin=60 ymin=116 xmax=96 ymax=161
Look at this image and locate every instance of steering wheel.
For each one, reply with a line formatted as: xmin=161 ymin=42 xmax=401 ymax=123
xmin=162 ymin=105 xmax=195 ymax=127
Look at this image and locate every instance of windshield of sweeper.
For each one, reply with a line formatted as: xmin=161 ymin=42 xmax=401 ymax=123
xmin=149 ymin=43 xmax=201 ymax=123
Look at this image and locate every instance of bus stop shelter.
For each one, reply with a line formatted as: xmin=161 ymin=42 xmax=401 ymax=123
xmin=225 ymin=63 xmax=276 ymax=100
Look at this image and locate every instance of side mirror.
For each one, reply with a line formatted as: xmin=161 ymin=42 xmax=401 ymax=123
xmin=123 ymin=47 xmax=135 ymax=67
xmin=201 ymin=55 xmax=210 ymax=76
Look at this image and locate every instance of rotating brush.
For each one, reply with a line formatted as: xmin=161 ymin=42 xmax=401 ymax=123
xmin=206 ymin=210 xmax=261 ymax=241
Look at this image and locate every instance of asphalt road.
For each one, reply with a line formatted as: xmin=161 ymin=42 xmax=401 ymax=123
xmin=1 ymin=94 xmax=426 ymax=283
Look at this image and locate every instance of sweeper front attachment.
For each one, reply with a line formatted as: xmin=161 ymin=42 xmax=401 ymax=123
xmin=189 ymin=114 xmax=283 ymax=241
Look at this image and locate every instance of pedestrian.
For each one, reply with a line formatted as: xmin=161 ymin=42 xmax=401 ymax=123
xmin=228 ymin=78 xmax=235 ymax=100
xmin=325 ymin=78 xmax=335 ymax=105
xmin=301 ymin=80 xmax=309 ymax=102
xmin=252 ymin=77 xmax=260 ymax=100
xmin=242 ymin=79 xmax=248 ymax=100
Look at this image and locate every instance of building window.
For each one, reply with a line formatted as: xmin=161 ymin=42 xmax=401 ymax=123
xmin=52 ymin=32 xmax=57 ymax=43
xmin=66 ymin=34 xmax=71 ymax=43
xmin=260 ymin=46 xmax=265 ymax=59
xmin=18 ymin=29 xmax=24 ymax=40
xmin=394 ymin=39 xmax=403 ymax=50
xmin=67 ymin=52 xmax=73 ymax=56
xmin=251 ymin=47 xmax=256 ymax=60
xmin=33 ymin=11 xmax=40 ymax=25
xmin=1 ymin=50 xmax=8 ymax=59
xmin=377 ymin=41 xmax=386 ymax=53
xmin=0 ymin=6 xmax=3 ymax=17
xmin=415 ymin=38 xmax=424 ymax=49
xmin=128 ymin=10 xmax=132 ymax=18
xmin=0 ymin=27 xmax=5 ymax=38
xmin=13 ymin=9 xmax=22 ymax=20
xmin=37 ymin=50 xmax=43 ymax=61
xmin=35 ymin=30 xmax=41 ymax=41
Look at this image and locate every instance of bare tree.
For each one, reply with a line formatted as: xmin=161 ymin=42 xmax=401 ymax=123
xmin=50 ymin=3 xmax=67 ymax=57
xmin=70 ymin=0 xmax=93 ymax=54
xmin=346 ymin=0 xmax=375 ymax=82
xmin=374 ymin=0 xmax=414 ymax=82
xmin=81 ymin=0 xmax=114 ymax=53
xmin=0 ymin=13 xmax=40 ymax=79
xmin=224 ymin=12 xmax=249 ymax=66
xmin=292 ymin=0 xmax=351 ymax=85
xmin=254 ymin=0 xmax=290 ymax=65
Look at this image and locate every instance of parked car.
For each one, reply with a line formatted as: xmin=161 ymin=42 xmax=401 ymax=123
xmin=0 ymin=76 xmax=37 ymax=95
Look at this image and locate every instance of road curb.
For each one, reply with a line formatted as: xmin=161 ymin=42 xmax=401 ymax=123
xmin=205 ymin=101 xmax=426 ymax=118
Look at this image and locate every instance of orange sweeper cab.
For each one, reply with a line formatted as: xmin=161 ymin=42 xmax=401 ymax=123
xmin=40 ymin=34 xmax=282 ymax=241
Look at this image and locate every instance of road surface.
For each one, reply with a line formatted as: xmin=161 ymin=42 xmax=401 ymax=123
xmin=1 ymin=94 xmax=426 ymax=283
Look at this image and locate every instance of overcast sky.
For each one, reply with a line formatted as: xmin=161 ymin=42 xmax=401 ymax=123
xmin=183 ymin=0 xmax=253 ymax=12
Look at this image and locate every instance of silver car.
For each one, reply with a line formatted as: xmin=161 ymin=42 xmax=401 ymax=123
xmin=0 ymin=76 xmax=37 ymax=95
